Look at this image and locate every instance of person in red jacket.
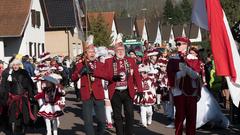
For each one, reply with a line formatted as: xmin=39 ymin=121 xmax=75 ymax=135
xmin=167 ymin=37 xmax=202 ymax=135
xmin=71 ymin=36 xmax=106 ymax=135
xmin=93 ymin=34 xmax=143 ymax=135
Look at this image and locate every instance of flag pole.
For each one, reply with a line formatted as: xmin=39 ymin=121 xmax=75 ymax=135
xmin=181 ymin=22 xmax=193 ymax=92
xmin=82 ymin=1 xmax=92 ymax=94
xmin=73 ymin=0 xmax=93 ymax=94
xmin=82 ymin=41 xmax=93 ymax=94
xmin=187 ymin=23 xmax=193 ymax=52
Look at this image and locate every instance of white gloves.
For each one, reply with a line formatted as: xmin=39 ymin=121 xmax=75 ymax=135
xmin=57 ymin=97 xmax=65 ymax=106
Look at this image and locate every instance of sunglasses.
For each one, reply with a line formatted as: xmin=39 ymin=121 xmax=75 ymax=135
xmin=176 ymin=42 xmax=182 ymax=46
xmin=176 ymin=42 xmax=187 ymax=46
xmin=141 ymin=72 xmax=147 ymax=74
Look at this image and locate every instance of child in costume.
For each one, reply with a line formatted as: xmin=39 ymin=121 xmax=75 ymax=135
xmin=35 ymin=74 xmax=65 ymax=135
xmin=134 ymin=64 xmax=156 ymax=127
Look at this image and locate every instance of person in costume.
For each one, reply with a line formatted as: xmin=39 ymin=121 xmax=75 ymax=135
xmin=144 ymin=49 xmax=160 ymax=111
xmin=167 ymin=37 xmax=201 ymax=135
xmin=1 ymin=56 xmax=36 ymax=134
xmin=97 ymin=46 xmax=114 ymax=129
xmin=92 ymin=33 xmax=143 ymax=135
xmin=157 ymin=48 xmax=173 ymax=119
xmin=134 ymin=64 xmax=156 ymax=127
xmin=71 ymin=35 xmax=106 ymax=135
xmin=71 ymin=54 xmax=83 ymax=102
xmin=187 ymin=47 xmax=230 ymax=129
xmin=35 ymin=74 xmax=65 ymax=135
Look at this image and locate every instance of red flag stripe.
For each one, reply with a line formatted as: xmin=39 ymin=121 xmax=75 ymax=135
xmin=206 ymin=0 xmax=236 ymax=81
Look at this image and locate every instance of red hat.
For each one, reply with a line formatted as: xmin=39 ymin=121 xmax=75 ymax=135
xmin=174 ymin=37 xmax=191 ymax=43
xmin=38 ymin=52 xmax=51 ymax=62
xmin=37 ymin=63 xmax=49 ymax=71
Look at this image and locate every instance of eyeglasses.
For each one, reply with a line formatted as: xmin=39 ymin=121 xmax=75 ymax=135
xmin=176 ymin=42 xmax=187 ymax=46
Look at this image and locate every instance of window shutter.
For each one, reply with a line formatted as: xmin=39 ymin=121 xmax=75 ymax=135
xmin=29 ymin=42 xmax=33 ymax=56
xmin=38 ymin=43 xmax=41 ymax=57
xmin=31 ymin=10 xmax=36 ymax=27
xmin=34 ymin=43 xmax=37 ymax=57
xmin=36 ymin=11 xmax=41 ymax=28
xmin=42 ymin=43 xmax=45 ymax=53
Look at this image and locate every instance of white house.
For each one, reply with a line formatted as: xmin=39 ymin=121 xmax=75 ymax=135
xmin=0 ymin=0 xmax=45 ymax=63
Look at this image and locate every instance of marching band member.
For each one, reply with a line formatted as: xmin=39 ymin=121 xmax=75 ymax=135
xmin=92 ymin=33 xmax=143 ymax=135
xmin=71 ymin=35 xmax=106 ymax=135
xmin=134 ymin=64 xmax=156 ymax=127
xmin=167 ymin=37 xmax=202 ymax=135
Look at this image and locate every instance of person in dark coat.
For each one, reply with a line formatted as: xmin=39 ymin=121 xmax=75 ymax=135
xmin=22 ymin=55 xmax=35 ymax=77
xmin=1 ymin=57 xmax=36 ymax=134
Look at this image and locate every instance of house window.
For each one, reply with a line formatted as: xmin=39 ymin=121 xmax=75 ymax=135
xmin=34 ymin=43 xmax=37 ymax=57
xmin=38 ymin=43 xmax=41 ymax=57
xmin=36 ymin=11 xmax=41 ymax=28
xmin=73 ymin=43 xmax=78 ymax=57
xmin=42 ymin=43 xmax=45 ymax=53
xmin=31 ymin=10 xmax=41 ymax=28
xmin=29 ymin=42 xmax=33 ymax=57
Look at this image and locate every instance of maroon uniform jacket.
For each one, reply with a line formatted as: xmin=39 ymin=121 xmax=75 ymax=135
xmin=167 ymin=54 xmax=201 ymax=96
xmin=71 ymin=61 xmax=105 ymax=101
xmin=93 ymin=56 xmax=143 ymax=99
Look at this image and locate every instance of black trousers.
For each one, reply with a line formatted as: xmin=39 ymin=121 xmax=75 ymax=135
xmin=111 ymin=90 xmax=134 ymax=135
xmin=74 ymin=81 xmax=80 ymax=99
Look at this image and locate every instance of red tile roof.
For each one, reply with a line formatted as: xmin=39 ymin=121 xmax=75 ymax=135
xmin=0 ymin=0 xmax=31 ymax=37
xmin=87 ymin=12 xmax=115 ymax=32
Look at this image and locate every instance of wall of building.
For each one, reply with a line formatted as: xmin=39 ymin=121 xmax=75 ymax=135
xmin=45 ymin=28 xmax=82 ymax=58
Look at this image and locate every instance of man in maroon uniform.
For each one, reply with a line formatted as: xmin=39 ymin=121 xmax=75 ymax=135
xmin=71 ymin=37 xmax=106 ymax=135
xmin=167 ymin=37 xmax=201 ymax=135
xmin=93 ymin=35 xmax=143 ymax=135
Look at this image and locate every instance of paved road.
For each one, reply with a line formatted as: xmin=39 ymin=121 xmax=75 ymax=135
xmin=1 ymin=89 xmax=240 ymax=135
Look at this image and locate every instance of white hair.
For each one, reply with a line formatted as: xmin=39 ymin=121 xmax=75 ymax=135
xmin=9 ymin=59 xmax=22 ymax=68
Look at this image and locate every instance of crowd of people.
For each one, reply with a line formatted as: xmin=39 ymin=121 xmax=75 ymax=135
xmin=0 ymin=34 xmax=231 ymax=135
